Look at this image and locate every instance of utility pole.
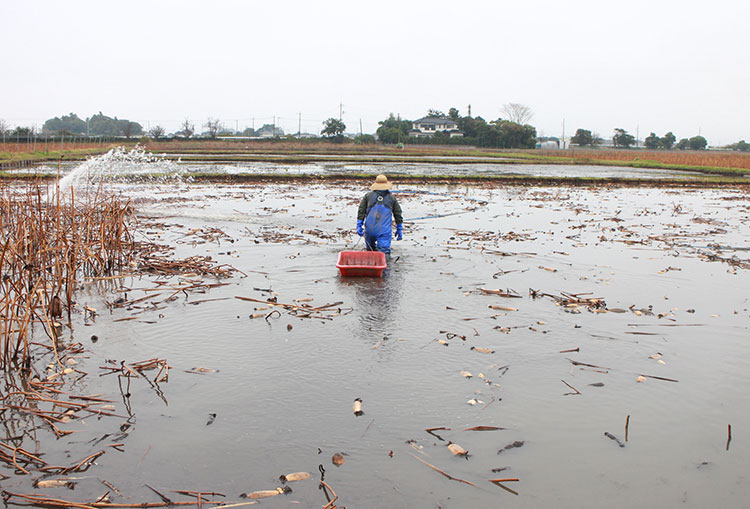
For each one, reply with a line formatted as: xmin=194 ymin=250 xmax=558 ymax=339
xmin=339 ymin=103 xmax=343 ymax=121
xmin=298 ymin=113 xmax=301 ymax=138
xmin=235 ymin=119 xmax=238 ymax=133
xmin=467 ymin=104 xmax=471 ymax=117
xmin=636 ymin=124 xmax=639 ymax=148
xmin=252 ymin=117 xmax=255 ymax=130
xmin=561 ymin=118 xmax=565 ymax=149
xmin=359 ymin=118 xmax=363 ymax=137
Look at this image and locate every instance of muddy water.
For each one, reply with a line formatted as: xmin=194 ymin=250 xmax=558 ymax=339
xmin=26 ymin=159 xmax=693 ymax=179
xmin=176 ymin=161 xmax=688 ymax=179
xmin=4 ymin=181 xmax=750 ymax=508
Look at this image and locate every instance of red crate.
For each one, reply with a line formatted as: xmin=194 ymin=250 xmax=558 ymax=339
xmin=336 ymin=250 xmax=387 ymax=277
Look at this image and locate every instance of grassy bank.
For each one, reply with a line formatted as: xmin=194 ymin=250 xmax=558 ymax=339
xmin=0 ymin=147 xmax=110 ymax=166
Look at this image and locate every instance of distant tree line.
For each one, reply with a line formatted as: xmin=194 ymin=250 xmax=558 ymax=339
xmin=571 ymin=127 xmax=709 ymax=150
xmin=727 ymin=140 xmax=750 ymax=152
xmin=42 ymin=112 xmax=143 ymax=138
xmin=375 ymin=105 xmax=538 ymax=149
xmin=3 ymin=112 xmax=749 ymax=152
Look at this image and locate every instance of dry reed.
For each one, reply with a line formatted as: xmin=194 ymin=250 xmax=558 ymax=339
xmin=0 ymin=181 xmax=135 ymax=370
xmin=540 ymin=148 xmax=750 ymax=170
xmin=1 ymin=142 xmax=104 ymax=154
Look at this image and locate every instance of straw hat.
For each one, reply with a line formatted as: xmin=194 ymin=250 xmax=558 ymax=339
xmin=370 ymin=174 xmax=393 ymax=190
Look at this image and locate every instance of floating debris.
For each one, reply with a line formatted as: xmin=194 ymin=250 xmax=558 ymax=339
xmin=280 ymin=472 xmax=311 ymax=483
xmin=470 ymin=347 xmax=495 ymax=354
xmin=488 ymin=305 xmax=517 ymax=312
xmin=408 ymin=452 xmax=478 ymax=488
xmin=242 ymin=486 xmax=292 ymax=499
xmin=464 ymin=426 xmax=505 ymax=431
xmin=33 ymin=479 xmax=76 ymax=489
xmin=561 ymin=379 xmax=581 ymax=395
xmin=498 ymin=441 xmax=525 ymax=454
xmin=353 ymin=398 xmax=364 ymax=416
xmin=447 ymin=442 xmax=469 ymax=457
xmin=727 ymin=424 xmax=732 ymax=451
xmin=604 ymin=432 xmax=625 ymax=448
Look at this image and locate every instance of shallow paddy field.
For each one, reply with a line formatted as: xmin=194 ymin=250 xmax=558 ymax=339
xmin=2 ymin=177 xmax=749 ymax=508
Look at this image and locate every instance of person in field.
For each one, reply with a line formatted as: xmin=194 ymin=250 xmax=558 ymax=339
xmin=356 ymin=175 xmax=403 ymax=254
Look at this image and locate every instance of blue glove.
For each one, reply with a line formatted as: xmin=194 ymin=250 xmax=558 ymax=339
xmin=356 ymin=220 xmax=364 ymax=237
xmin=395 ymin=223 xmax=403 ymax=241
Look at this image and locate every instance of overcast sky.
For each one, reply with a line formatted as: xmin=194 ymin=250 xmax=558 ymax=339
xmin=2 ymin=0 xmax=748 ymax=145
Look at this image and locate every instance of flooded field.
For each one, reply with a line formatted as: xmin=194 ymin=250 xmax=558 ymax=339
xmin=23 ymin=156 xmax=691 ymax=180
xmin=1 ymin=167 xmax=749 ymax=507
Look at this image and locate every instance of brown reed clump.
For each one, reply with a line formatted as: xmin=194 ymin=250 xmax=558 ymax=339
xmin=0 ymin=181 xmax=135 ymax=370
xmin=540 ymin=148 xmax=750 ymax=170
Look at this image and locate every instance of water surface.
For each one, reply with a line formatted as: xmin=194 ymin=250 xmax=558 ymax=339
xmin=3 ymin=180 xmax=749 ymax=508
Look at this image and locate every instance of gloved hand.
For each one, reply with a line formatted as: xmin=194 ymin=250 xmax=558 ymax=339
xmin=395 ymin=223 xmax=403 ymax=241
xmin=356 ymin=220 xmax=364 ymax=237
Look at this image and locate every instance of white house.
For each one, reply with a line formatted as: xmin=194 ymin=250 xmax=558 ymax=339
xmin=409 ymin=117 xmax=463 ymax=138
xmin=257 ymin=125 xmax=284 ymax=138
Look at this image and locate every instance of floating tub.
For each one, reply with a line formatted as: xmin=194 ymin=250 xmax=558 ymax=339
xmin=336 ymin=250 xmax=387 ymax=277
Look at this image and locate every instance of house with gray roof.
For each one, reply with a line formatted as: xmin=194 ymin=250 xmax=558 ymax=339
xmin=409 ymin=117 xmax=463 ymax=138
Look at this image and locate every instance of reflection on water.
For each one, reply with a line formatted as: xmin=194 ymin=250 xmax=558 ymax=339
xmin=341 ymin=260 xmax=406 ymax=347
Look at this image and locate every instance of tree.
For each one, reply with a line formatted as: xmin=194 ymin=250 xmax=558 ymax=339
xmin=148 ymin=126 xmax=166 ymax=139
xmin=688 ymin=135 xmax=707 ymax=150
xmin=427 ymin=109 xmax=446 ymax=118
xmin=204 ymin=118 xmax=222 ymax=138
xmin=571 ymin=128 xmax=594 ymax=147
xmin=457 ymin=116 xmax=481 ymax=138
xmin=81 ymin=112 xmax=141 ymax=137
xmin=729 ymin=140 xmax=750 ymax=152
xmin=644 ymin=132 xmax=661 ymax=149
xmin=376 ymin=114 xmax=411 ymax=144
xmin=474 ymin=118 xmax=498 ymax=147
xmin=0 ymin=119 xmax=8 ymax=137
xmin=242 ymin=127 xmax=257 ymax=137
xmin=661 ymin=131 xmax=676 ymax=149
xmin=43 ymin=113 xmax=86 ymax=135
xmin=496 ymin=120 xmax=537 ymax=148
xmin=180 ymin=119 xmax=195 ymax=138
xmin=11 ymin=127 xmax=32 ymax=137
xmin=122 ymin=121 xmax=138 ymax=138
xmin=355 ymin=134 xmax=375 ymax=145
xmin=612 ymin=128 xmax=635 ymax=148
xmin=676 ymin=138 xmax=690 ymax=150
xmin=322 ymin=118 xmax=346 ymax=138
xmin=501 ymin=103 xmax=534 ymax=125
xmin=448 ymin=107 xmax=460 ymax=121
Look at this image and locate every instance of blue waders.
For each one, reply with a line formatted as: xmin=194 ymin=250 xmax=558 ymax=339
xmin=364 ymin=191 xmax=394 ymax=254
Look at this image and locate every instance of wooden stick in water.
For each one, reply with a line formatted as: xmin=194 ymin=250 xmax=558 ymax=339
xmin=726 ymin=424 xmax=732 ymax=451
xmin=625 ymin=415 xmax=630 ymax=442
xmin=408 ymin=452 xmax=478 ymax=488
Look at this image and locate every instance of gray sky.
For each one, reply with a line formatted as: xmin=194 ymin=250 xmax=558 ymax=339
xmin=2 ymin=0 xmax=748 ymax=145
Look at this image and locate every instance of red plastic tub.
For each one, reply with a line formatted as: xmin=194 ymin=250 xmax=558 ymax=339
xmin=336 ymin=250 xmax=387 ymax=277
